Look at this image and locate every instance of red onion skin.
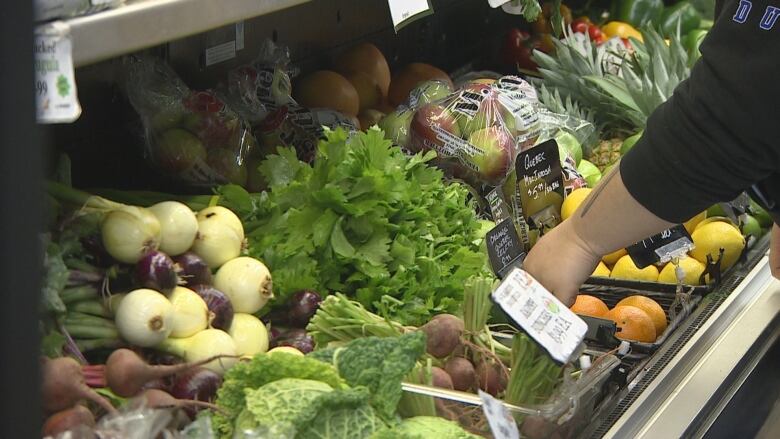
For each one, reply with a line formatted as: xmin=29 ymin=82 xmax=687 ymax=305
xmin=287 ymin=290 xmax=322 ymax=326
xmin=173 ymin=252 xmax=213 ymax=286
xmin=170 ymin=368 xmax=222 ymax=417
xmin=275 ymin=329 xmax=315 ymax=353
xmin=135 ymin=251 xmax=178 ymax=293
xmin=190 ymin=284 xmax=234 ymax=330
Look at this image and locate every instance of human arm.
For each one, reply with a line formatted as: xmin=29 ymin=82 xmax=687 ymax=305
xmin=524 ymin=0 xmax=780 ymax=304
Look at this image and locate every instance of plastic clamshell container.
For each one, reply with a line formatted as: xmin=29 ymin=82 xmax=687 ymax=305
xmin=400 ymin=353 xmax=620 ymax=438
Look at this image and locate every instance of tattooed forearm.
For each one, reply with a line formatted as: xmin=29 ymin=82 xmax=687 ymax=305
xmin=579 ymin=168 xmax=618 ymax=218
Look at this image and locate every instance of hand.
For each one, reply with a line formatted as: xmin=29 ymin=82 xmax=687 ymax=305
xmin=522 ymin=219 xmax=601 ymax=306
xmin=771 ymin=224 xmax=780 ymax=279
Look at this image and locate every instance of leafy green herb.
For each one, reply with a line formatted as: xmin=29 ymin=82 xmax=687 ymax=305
xmin=227 ymin=128 xmax=491 ymax=325
xmin=369 ymin=416 xmax=481 ymax=439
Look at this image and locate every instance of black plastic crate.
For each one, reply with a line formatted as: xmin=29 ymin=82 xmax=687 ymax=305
xmin=577 ymin=285 xmax=702 ymax=355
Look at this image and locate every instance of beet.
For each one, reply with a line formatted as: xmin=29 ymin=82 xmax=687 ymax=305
xmin=431 ymin=367 xmax=454 ymax=389
xmin=445 ymin=356 xmax=476 ymax=391
xmin=136 ymin=389 xmax=223 ymax=414
xmin=419 ymin=314 xmax=464 ymax=358
xmin=41 ymin=357 xmax=116 ymax=415
xmin=476 ymin=360 xmax=507 ymax=396
xmin=105 ymin=348 xmax=234 ymax=397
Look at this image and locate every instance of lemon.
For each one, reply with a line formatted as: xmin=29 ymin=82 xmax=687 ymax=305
xmin=695 ymin=216 xmax=738 ymax=232
xmin=683 ymin=211 xmax=707 ymax=234
xmin=592 ymin=261 xmax=611 ymax=277
xmin=658 ymin=257 xmax=705 ymax=285
xmin=690 ymin=221 xmax=746 ymax=271
xmin=561 ymin=188 xmax=592 ymax=220
xmin=602 ymin=248 xmax=627 ymax=265
xmin=610 ymin=255 xmax=659 ymax=282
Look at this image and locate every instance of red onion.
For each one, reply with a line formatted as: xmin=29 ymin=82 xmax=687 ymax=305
xmin=135 ymin=251 xmax=178 ymax=293
xmin=276 ymin=328 xmax=315 ymax=354
xmin=287 ymin=290 xmax=322 ymax=326
xmin=190 ymin=284 xmax=234 ymax=330
xmin=170 ymin=367 xmax=222 ymax=417
xmin=173 ymin=252 xmax=213 ymax=286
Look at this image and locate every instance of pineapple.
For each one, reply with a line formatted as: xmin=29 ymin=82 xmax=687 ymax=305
xmin=532 ymin=28 xmax=691 ymax=138
xmin=588 ymin=138 xmax=623 ymax=172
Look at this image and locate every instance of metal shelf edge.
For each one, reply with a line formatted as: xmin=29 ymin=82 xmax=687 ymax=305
xmin=65 ymin=0 xmax=311 ymax=67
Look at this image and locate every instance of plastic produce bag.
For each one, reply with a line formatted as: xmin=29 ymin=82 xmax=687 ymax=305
xmin=123 ymin=56 xmax=258 ymax=189
xmin=222 ymin=40 xmax=358 ymax=163
xmin=35 ymin=0 xmax=125 ymax=22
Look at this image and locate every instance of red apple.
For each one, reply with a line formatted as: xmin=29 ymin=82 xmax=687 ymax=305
xmin=409 ymin=103 xmax=462 ymax=153
xmin=153 ymin=128 xmax=207 ymax=173
xmin=465 ymin=126 xmax=515 ymax=184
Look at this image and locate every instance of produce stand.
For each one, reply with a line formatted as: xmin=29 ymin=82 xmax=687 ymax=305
xmin=15 ymin=0 xmax=779 ymax=437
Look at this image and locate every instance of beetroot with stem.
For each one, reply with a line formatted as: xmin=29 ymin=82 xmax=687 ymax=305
xmin=190 ymin=284 xmax=234 ymax=330
xmin=104 ymin=348 xmax=236 ymax=397
xmin=41 ymin=357 xmax=117 ymax=415
xmin=431 ymin=367 xmax=454 ymax=389
xmin=476 ymin=360 xmax=507 ymax=396
xmin=173 ymin=252 xmax=213 ymax=286
xmin=136 ymin=389 xmax=226 ymax=415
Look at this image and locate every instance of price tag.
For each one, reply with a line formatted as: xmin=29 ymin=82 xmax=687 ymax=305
xmin=491 ymin=268 xmax=587 ymax=364
xmin=487 ymin=0 xmax=512 ymax=7
xmin=486 ymin=188 xmax=512 ymax=222
xmin=35 ymin=22 xmax=81 ymax=124
xmin=478 ymin=390 xmax=520 ymax=439
xmin=486 ymin=218 xmax=526 ymax=278
xmin=626 ymin=225 xmax=694 ymax=269
xmin=515 ymin=139 xmax=564 ymax=232
xmin=386 ymin=0 xmax=433 ymax=31
xmin=500 ymin=0 xmax=527 ymax=15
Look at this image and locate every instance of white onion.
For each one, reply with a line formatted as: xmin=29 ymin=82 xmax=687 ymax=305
xmin=213 ymin=257 xmax=273 ymax=313
xmin=228 ymin=313 xmax=269 ymax=357
xmin=115 ymin=289 xmax=173 ymax=347
xmin=196 ymin=206 xmax=244 ymax=240
xmin=148 ymin=201 xmax=198 ymax=256
xmin=191 ymin=218 xmax=243 ymax=268
xmin=101 ymin=207 xmax=161 ymax=263
xmin=267 ymin=346 xmax=304 ymax=356
xmin=158 ymin=328 xmax=238 ymax=375
xmin=168 ymin=286 xmax=209 ymax=338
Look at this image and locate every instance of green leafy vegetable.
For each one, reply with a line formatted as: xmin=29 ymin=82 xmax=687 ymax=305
xmin=297 ymin=390 xmax=387 ymax=439
xmin=213 ymin=353 xmax=346 ymax=439
xmin=230 ymin=128 xmax=491 ymax=325
xmin=311 ymin=332 xmax=426 ymax=421
xmin=369 ymin=416 xmax=480 ymax=439
xmin=243 ymin=378 xmax=334 ymax=432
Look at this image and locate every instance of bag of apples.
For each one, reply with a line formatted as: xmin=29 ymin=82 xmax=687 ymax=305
xmin=403 ymin=76 xmax=545 ymax=189
xmin=123 ymin=55 xmax=258 ymax=189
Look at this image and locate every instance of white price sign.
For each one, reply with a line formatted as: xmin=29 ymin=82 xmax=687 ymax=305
xmin=479 ymin=390 xmax=520 ymax=439
xmin=487 ymin=0 xmax=512 ymax=7
xmin=386 ymin=0 xmax=433 ymax=31
xmin=35 ymin=22 xmax=81 ymax=124
xmin=492 ymin=268 xmax=587 ymax=364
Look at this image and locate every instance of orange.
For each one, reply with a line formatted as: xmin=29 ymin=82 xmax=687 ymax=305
xmin=604 ymin=305 xmax=657 ymax=342
xmin=616 ymin=295 xmax=667 ymax=335
xmin=570 ymin=295 xmax=609 ymax=318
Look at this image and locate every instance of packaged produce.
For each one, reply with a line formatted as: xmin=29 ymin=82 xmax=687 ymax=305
xmin=222 ymin=41 xmax=359 ymax=164
xmin=123 ymin=56 xmax=258 ymax=189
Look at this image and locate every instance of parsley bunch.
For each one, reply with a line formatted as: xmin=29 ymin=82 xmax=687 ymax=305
xmin=240 ymin=128 xmax=492 ymax=325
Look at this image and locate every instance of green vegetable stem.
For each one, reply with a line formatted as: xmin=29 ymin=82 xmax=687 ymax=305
xmin=505 ymin=333 xmax=563 ymax=407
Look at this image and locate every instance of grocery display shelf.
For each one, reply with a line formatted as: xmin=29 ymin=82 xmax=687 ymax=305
xmin=58 ymin=0 xmax=311 ymax=67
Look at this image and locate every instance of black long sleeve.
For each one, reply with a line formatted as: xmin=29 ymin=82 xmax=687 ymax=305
xmin=620 ymin=0 xmax=780 ymax=223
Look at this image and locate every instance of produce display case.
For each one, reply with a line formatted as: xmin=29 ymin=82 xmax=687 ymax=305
xmin=18 ymin=0 xmax=779 ymax=437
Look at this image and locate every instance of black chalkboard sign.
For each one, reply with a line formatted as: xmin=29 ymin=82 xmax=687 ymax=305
xmin=626 ymin=225 xmax=693 ymax=269
xmin=514 ymin=139 xmax=565 ymax=232
xmin=486 ymin=218 xmax=526 ymax=278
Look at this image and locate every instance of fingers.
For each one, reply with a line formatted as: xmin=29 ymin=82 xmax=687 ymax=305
xmin=770 ymin=224 xmax=780 ymax=279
